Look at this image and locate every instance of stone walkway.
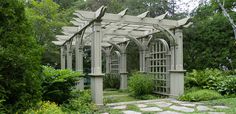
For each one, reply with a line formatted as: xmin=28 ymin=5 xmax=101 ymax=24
xmin=102 ymin=98 xmax=229 ymax=114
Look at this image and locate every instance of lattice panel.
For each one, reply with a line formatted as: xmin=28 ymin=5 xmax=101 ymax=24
xmin=149 ymin=39 xmax=170 ymax=95
xmin=110 ymin=51 xmax=120 ymax=74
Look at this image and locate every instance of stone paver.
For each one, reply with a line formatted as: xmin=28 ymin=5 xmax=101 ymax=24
xmin=111 ymin=105 xmax=126 ymax=109
xmin=105 ymin=98 xmax=230 ymax=114
xmin=157 ymin=111 xmax=183 ymax=114
xmin=197 ymin=105 xmax=213 ymax=111
xmin=122 ymin=110 xmax=142 ymax=114
xmin=140 ymin=107 xmax=163 ymax=112
xmin=136 ymin=104 xmax=147 ymax=108
xmin=208 ymin=112 xmax=225 ymax=114
xmin=169 ymin=105 xmax=195 ymax=112
xmin=180 ymin=103 xmax=196 ymax=107
xmin=154 ymin=101 xmax=172 ymax=107
xmin=213 ymin=106 xmax=229 ymax=109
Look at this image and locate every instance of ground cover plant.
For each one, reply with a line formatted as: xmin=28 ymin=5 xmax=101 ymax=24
xmin=179 ymin=89 xmax=223 ymax=102
xmin=180 ymin=68 xmax=236 ymax=102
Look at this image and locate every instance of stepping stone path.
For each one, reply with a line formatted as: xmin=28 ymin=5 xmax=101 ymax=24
xmin=140 ymin=107 xmax=163 ymax=112
xmin=197 ymin=105 xmax=213 ymax=111
xmin=104 ymin=98 xmax=230 ymax=114
xmin=169 ymin=105 xmax=195 ymax=112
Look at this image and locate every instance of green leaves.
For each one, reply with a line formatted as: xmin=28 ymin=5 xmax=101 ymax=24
xmin=0 ymin=0 xmax=43 ymax=113
xmin=179 ymin=89 xmax=223 ymax=102
xmin=184 ymin=3 xmax=236 ymax=70
xmin=42 ymin=66 xmax=81 ymax=104
xmin=42 ymin=66 xmax=81 ymax=83
xmin=129 ymin=72 xmax=154 ymax=97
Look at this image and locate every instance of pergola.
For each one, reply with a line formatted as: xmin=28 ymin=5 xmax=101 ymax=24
xmin=52 ymin=6 xmax=192 ymax=106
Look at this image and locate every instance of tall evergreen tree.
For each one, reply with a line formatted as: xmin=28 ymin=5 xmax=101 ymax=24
xmin=0 ymin=0 xmax=43 ymax=112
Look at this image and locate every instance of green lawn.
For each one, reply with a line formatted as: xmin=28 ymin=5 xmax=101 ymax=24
xmin=103 ymin=89 xmax=162 ymax=104
xmin=202 ymin=97 xmax=236 ymax=114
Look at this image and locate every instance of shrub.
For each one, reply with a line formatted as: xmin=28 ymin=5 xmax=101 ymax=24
xmin=103 ymin=73 xmax=120 ymax=89
xmin=129 ymin=72 xmax=154 ymax=97
xmin=215 ymin=76 xmax=236 ymax=95
xmin=185 ymin=68 xmax=223 ymax=89
xmin=61 ymin=90 xmax=97 ymax=113
xmin=179 ymin=89 xmax=223 ymax=102
xmin=185 ymin=69 xmax=236 ymax=96
xmin=42 ymin=66 xmax=81 ymax=104
xmin=0 ymin=0 xmax=43 ymax=112
xmin=24 ymin=101 xmax=64 ymax=114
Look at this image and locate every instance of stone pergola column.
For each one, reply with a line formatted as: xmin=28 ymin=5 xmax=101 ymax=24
xmin=90 ymin=21 xmax=104 ymax=106
xmin=139 ymin=50 xmax=145 ymax=72
xmin=66 ymin=42 xmax=72 ymax=70
xmin=60 ymin=46 xmax=66 ymax=69
xmin=75 ymin=36 xmax=84 ymax=90
xmin=170 ymin=29 xmax=185 ymax=96
xmin=104 ymin=48 xmax=111 ymax=74
xmin=119 ymin=44 xmax=128 ymax=90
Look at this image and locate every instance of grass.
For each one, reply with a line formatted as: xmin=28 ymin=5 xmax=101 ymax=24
xmin=203 ymin=97 xmax=236 ymax=114
xmin=103 ymin=90 xmax=161 ymax=103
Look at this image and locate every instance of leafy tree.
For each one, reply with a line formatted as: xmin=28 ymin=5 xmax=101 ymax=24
xmin=184 ymin=3 xmax=236 ymax=70
xmin=53 ymin=0 xmax=78 ymax=9
xmin=25 ymin=0 xmax=67 ymax=67
xmin=0 ymin=0 xmax=43 ymax=112
xmin=124 ymin=0 xmax=169 ymax=17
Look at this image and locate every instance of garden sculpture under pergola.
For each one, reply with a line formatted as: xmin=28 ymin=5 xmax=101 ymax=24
xmin=52 ymin=6 xmax=192 ymax=106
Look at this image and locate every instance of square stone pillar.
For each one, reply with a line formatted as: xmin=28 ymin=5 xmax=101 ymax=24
xmin=90 ymin=21 xmax=104 ymax=106
xmin=170 ymin=29 xmax=185 ymax=96
xmin=120 ymin=52 xmax=127 ymax=90
xmin=66 ymin=43 xmax=72 ymax=70
xmin=60 ymin=46 xmax=66 ymax=69
xmin=75 ymin=36 xmax=84 ymax=90
xmin=139 ymin=50 xmax=146 ymax=72
xmin=175 ymin=29 xmax=184 ymax=70
xmin=105 ymin=48 xmax=111 ymax=74
xmin=170 ymin=70 xmax=185 ymax=96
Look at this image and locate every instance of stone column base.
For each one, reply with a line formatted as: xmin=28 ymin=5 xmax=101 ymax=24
xmin=89 ymin=73 xmax=104 ymax=106
xmin=120 ymin=72 xmax=128 ymax=90
xmin=169 ymin=70 xmax=186 ymax=97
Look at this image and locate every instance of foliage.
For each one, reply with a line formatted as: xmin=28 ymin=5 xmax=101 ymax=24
xmin=184 ymin=2 xmax=236 ymax=70
xmin=185 ymin=68 xmax=223 ymax=89
xmin=42 ymin=66 xmax=81 ymax=104
xmin=0 ymin=0 xmax=43 ymax=112
xmin=25 ymin=0 xmax=69 ymax=67
xmin=53 ymin=0 xmax=79 ymax=9
xmin=214 ymin=76 xmax=236 ymax=95
xmin=103 ymin=73 xmax=120 ymax=89
xmin=185 ymin=69 xmax=236 ymax=95
xmin=61 ymin=90 xmax=97 ymax=113
xmin=0 ymin=99 xmax=5 ymax=114
xmin=124 ymin=0 xmax=168 ymax=17
xmin=24 ymin=101 xmax=64 ymax=114
xmin=129 ymin=72 xmax=154 ymax=97
xmin=179 ymin=89 xmax=223 ymax=102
